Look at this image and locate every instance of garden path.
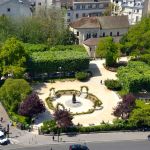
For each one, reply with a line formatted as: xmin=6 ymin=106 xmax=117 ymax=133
xmin=34 ymin=57 xmax=128 ymax=126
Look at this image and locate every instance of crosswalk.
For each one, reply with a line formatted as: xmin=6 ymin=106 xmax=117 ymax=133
xmin=0 ymin=123 xmax=2 ymax=131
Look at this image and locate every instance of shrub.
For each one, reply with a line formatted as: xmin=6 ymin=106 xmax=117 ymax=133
xmin=117 ymin=61 xmax=150 ymax=93
xmin=28 ymin=50 xmax=89 ymax=73
xmin=75 ymin=72 xmax=89 ymax=81
xmin=24 ymin=43 xmax=48 ymax=54
xmin=18 ymin=92 xmax=45 ymax=117
xmin=104 ymin=79 xmax=122 ymax=91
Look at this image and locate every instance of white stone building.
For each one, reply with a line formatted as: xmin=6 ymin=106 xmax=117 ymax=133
xmin=54 ymin=0 xmax=110 ymax=23
xmin=0 ymin=0 xmax=33 ymax=17
xmin=70 ymin=15 xmax=129 ymax=44
xmin=112 ymin=0 xmax=144 ymax=25
xmin=69 ymin=15 xmax=129 ymax=57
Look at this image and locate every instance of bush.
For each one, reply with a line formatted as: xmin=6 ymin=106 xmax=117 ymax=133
xmin=75 ymin=72 xmax=89 ymax=81
xmin=117 ymin=61 xmax=150 ymax=93
xmin=104 ymin=79 xmax=122 ymax=91
xmin=24 ymin=43 xmax=48 ymax=54
xmin=28 ymin=50 xmax=89 ymax=73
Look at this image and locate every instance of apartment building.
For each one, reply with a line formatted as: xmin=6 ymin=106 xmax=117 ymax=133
xmin=55 ymin=0 xmax=110 ymax=23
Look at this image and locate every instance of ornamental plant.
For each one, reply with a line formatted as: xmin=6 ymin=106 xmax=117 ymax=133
xmin=18 ymin=92 xmax=45 ymax=118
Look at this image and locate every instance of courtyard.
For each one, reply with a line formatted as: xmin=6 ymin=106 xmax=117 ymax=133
xmin=33 ymin=58 xmax=127 ymax=127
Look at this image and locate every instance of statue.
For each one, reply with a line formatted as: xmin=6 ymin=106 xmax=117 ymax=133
xmin=72 ymin=93 xmax=76 ymax=103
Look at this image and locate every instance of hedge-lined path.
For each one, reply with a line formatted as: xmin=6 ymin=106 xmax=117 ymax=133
xmin=34 ymin=58 xmax=128 ymax=126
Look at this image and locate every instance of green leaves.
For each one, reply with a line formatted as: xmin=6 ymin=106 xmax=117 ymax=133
xmin=122 ymin=16 xmax=150 ymax=55
xmin=117 ymin=61 xmax=150 ymax=93
xmin=28 ymin=45 xmax=89 ymax=73
xmin=0 ymin=38 xmax=27 ymax=77
xmin=96 ymin=37 xmax=119 ymax=67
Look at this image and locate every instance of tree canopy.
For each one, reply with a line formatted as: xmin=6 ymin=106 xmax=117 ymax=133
xmin=0 ymin=78 xmax=31 ymax=112
xmin=18 ymin=92 xmax=45 ymax=117
xmin=121 ymin=16 xmax=150 ymax=56
xmin=96 ymin=37 xmax=119 ymax=67
xmin=0 ymin=37 xmax=27 ymax=78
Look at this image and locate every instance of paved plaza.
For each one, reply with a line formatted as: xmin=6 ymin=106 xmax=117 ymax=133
xmin=34 ymin=58 xmax=128 ymax=126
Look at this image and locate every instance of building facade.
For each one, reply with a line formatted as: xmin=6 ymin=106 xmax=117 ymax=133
xmin=0 ymin=0 xmax=32 ymax=17
xmin=70 ymin=15 xmax=129 ymax=44
xmin=64 ymin=0 xmax=110 ymax=23
xmin=112 ymin=0 xmax=144 ymax=25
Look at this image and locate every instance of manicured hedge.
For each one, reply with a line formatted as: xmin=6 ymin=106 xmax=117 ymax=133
xmin=28 ymin=50 xmax=89 ymax=73
xmin=104 ymin=79 xmax=122 ymax=91
xmin=50 ymin=45 xmax=86 ymax=52
xmin=24 ymin=43 xmax=48 ymax=53
xmin=75 ymin=72 xmax=89 ymax=81
xmin=40 ymin=120 xmax=137 ymax=134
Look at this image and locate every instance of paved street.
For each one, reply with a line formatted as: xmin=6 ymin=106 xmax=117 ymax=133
xmin=1 ymin=140 xmax=150 ymax=150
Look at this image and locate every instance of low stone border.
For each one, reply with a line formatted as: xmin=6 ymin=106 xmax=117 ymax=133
xmin=45 ymin=89 xmax=102 ymax=116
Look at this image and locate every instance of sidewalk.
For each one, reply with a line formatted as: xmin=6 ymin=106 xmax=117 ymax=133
xmin=10 ymin=131 xmax=150 ymax=146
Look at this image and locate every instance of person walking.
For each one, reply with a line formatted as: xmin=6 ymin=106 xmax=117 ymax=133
xmin=52 ymin=135 xmax=55 ymax=141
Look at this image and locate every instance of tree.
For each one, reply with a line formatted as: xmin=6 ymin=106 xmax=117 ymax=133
xmin=53 ymin=109 xmax=73 ymax=128
xmin=121 ymin=16 xmax=150 ymax=56
xmin=103 ymin=3 xmax=114 ymax=16
xmin=0 ymin=37 xmax=27 ymax=78
xmin=129 ymin=100 xmax=150 ymax=127
xmin=0 ymin=78 xmax=31 ymax=113
xmin=0 ymin=15 xmax=15 ymax=42
xmin=113 ymin=93 xmax=136 ymax=119
xmin=18 ymin=92 xmax=45 ymax=118
xmin=96 ymin=37 xmax=119 ymax=67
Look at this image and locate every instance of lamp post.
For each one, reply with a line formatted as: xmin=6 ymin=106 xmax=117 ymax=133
xmin=58 ymin=66 xmax=62 ymax=79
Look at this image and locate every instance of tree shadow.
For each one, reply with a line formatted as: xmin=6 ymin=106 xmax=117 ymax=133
xmin=32 ymin=82 xmax=47 ymax=95
xmin=89 ymin=63 xmax=102 ymax=77
xmin=34 ymin=110 xmax=53 ymax=125
xmin=66 ymin=132 xmax=78 ymax=137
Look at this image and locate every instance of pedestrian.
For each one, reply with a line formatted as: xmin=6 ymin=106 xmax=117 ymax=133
xmin=0 ymin=117 xmax=3 ymax=122
xmin=100 ymin=80 xmax=102 ymax=84
xmin=52 ymin=135 xmax=54 ymax=141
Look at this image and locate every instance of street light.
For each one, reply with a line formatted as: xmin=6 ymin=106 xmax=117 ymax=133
xmin=58 ymin=66 xmax=62 ymax=79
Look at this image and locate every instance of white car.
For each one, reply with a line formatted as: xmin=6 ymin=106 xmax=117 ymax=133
xmin=0 ymin=131 xmax=9 ymax=145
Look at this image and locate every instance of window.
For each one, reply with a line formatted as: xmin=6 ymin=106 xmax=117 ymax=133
xmin=68 ymin=13 xmax=70 ymax=16
xmin=117 ymin=32 xmax=119 ymax=36
xmin=82 ymin=5 xmax=85 ymax=9
xmin=76 ymin=13 xmax=79 ymax=18
xmin=137 ymin=9 xmax=139 ymax=13
xmin=7 ymin=8 xmax=10 ymax=12
xmin=76 ymin=4 xmax=80 ymax=10
xmin=110 ymin=32 xmax=112 ymax=36
xmin=77 ymin=32 xmax=79 ymax=36
xmin=86 ymin=33 xmax=91 ymax=39
xmin=93 ymin=33 xmax=97 ymax=38
xmin=38 ymin=2 xmax=41 ymax=5
xmin=103 ymin=32 xmax=105 ymax=37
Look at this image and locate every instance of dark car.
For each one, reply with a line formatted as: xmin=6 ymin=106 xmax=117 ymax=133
xmin=148 ymin=135 xmax=150 ymax=141
xmin=69 ymin=144 xmax=89 ymax=150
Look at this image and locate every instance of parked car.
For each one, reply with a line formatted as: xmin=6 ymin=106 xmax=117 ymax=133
xmin=69 ymin=144 xmax=89 ymax=150
xmin=0 ymin=131 xmax=9 ymax=145
xmin=148 ymin=135 xmax=150 ymax=141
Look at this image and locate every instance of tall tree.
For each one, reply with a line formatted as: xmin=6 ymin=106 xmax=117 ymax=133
xmin=121 ymin=16 xmax=150 ymax=56
xmin=96 ymin=37 xmax=119 ymax=67
xmin=0 ymin=37 xmax=27 ymax=78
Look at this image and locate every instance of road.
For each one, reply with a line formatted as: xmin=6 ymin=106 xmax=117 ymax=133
xmin=1 ymin=140 xmax=150 ymax=150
